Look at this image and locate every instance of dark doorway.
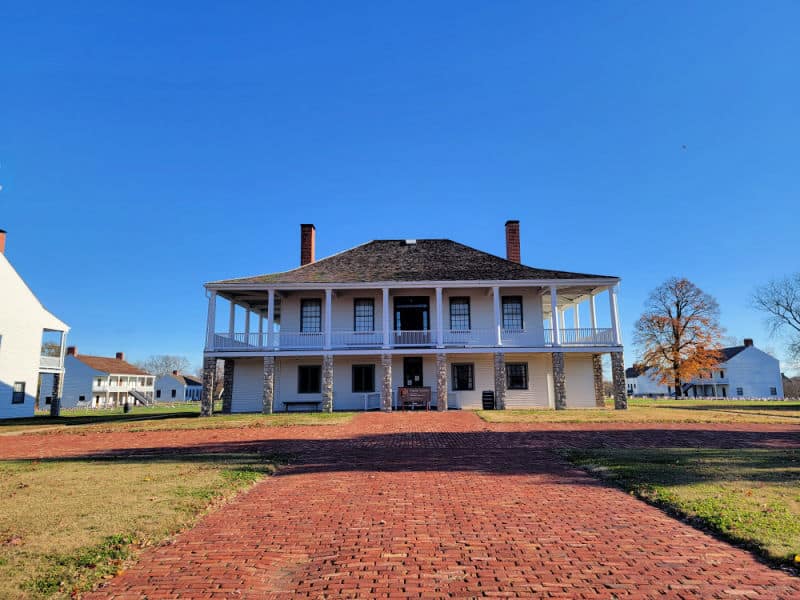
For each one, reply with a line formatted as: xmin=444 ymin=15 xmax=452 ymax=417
xmin=403 ymin=357 xmax=424 ymax=387
xmin=394 ymin=297 xmax=430 ymax=331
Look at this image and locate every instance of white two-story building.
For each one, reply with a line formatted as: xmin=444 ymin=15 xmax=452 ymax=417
xmin=625 ymin=339 xmax=784 ymax=398
xmin=62 ymin=348 xmax=155 ymax=408
xmin=155 ymin=370 xmax=203 ymax=402
xmin=0 ymin=229 xmax=70 ymax=419
xmin=199 ymin=222 xmax=628 ymax=414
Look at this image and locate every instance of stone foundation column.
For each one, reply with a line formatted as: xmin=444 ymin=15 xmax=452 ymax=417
xmin=221 ymin=359 xmax=235 ymax=414
xmin=436 ymin=353 xmax=448 ymax=411
xmin=611 ymin=351 xmax=628 ymax=410
xmin=493 ymin=352 xmax=506 ymax=410
xmin=381 ymin=354 xmax=393 ymax=411
xmin=50 ymin=373 xmax=63 ymax=417
xmin=262 ymin=356 xmax=275 ymax=414
xmin=321 ymin=354 xmax=334 ymax=413
xmin=200 ymin=356 xmax=216 ymax=417
xmin=592 ymin=354 xmax=605 ymax=408
xmin=552 ymin=352 xmax=567 ymax=410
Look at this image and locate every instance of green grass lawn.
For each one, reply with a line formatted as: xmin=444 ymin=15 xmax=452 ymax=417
xmin=563 ymin=448 xmax=800 ymax=569
xmin=0 ymin=404 xmax=355 ymax=435
xmin=478 ymin=398 xmax=800 ymax=424
xmin=0 ymin=452 xmax=285 ymax=599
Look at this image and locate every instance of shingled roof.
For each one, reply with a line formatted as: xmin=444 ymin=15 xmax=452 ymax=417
xmin=210 ymin=239 xmax=617 ymax=285
xmin=73 ymin=355 xmax=150 ymax=376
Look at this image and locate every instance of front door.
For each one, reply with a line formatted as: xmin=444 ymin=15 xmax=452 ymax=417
xmin=394 ymin=296 xmax=431 ymax=345
xmin=403 ymin=357 xmax=424 ymax=387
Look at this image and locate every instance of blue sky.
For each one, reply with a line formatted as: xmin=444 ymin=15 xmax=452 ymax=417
xmin=2 ymin=2 xmax=798 ymax=373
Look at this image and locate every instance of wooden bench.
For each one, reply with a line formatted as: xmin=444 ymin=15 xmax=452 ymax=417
xmin=282 ymin=400 xmax=323 ymax=412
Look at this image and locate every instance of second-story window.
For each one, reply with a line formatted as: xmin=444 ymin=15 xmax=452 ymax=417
xmin=719 ymin=370 xmax=725 ymax=379
xmin=354 ymin=299 xmax=375 ymax=332
xmin=449 ymin=297 xmax=470 ymax=330
xmin=301 ymin=299 xmax=322 ymax=332
xmin=502 ymin=296 xmax=524 ymax=330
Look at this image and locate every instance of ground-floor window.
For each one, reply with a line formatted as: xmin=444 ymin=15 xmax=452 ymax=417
xmin=171 ymin=389 xmax=177 ymax=398
xmin=770 ymin=387 xmax=777 ymax=396
xmin=352 ymin=364 xmax=375 ymax=393
xmin=451 ymin=363 xmax=474 ymax=391
xmin=45 ymin=396 xmax=52 ymax=405
xmin=298 ymin=365 xmax=322 ymax=394
xmin=736 ymin=387 xmax=743 ymax=396
xmin=156 ymin=389 xmax=161 ymax=398
xmin=12 ymin=382 xmax=25 ymax=404
xmin=506 ymin=363 xmax=528 ymax=390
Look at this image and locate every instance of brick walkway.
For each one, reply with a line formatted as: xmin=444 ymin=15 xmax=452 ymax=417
xmin=3 ymin=413 xmax=799 ymax=598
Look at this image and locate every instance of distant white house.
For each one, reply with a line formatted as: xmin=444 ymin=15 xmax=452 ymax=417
xmin=154 ymin=370 xmax=203 ymax=402
xmin=0 ymin=229 xmax=70 ymax=419
xmin=626 ymin=339 xmax=784 ymax=398
xmin=61 ymin=347 xmax=155 ymax=408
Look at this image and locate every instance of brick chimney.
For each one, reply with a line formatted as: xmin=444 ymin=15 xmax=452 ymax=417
xmin=743 ymin=338 xmax=754 ymax=347
xmin=67 ymin=346 xmax=78 ymax=356
xmin=116 ymin=351 xmax=125 ymax=361
xmin=505 ymin=220 xmax=520 ymax=263
xmin=0 ymin=229 xmax=6 ymax=255
xmin=173 ymin=370 xmax=179 ymax=375
xmin=300 ymin=224 xmax=316 ymax=266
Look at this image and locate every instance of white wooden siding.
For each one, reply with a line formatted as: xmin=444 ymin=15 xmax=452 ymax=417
xmin=231 ymin=358 xmax=264 ymax=413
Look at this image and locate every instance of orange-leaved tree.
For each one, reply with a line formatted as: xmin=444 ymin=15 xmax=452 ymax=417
xmin=633 ymin=277 xmax=724 ymax=397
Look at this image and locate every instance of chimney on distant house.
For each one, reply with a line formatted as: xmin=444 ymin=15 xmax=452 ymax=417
xmin=116 ymin=352 xmax=125 ymax=361
xmin=300 ymin=224 xmax=316 ymax=266
xmin=67 ymin=346 xmax=78 ymax=356
xmin=0 ymin=229 xmax=6 ymax=255
xmin=505 ymin=220 xmax=520 ymax=263
xmin=173 ymin=370 xmax=179 ymax=376
xmin=744 ymin=338 xmax=754 ymax=347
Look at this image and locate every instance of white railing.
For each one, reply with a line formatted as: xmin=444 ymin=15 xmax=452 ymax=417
xmin=392 ymin=330 xmax=433 ymax=346
xmin=211 ymin=327 xmax=618 ymax=352
xmin=543 ymin=328 xmax=616 ymax=346
xmin=39 ymin=355 xmax=63 ymax=369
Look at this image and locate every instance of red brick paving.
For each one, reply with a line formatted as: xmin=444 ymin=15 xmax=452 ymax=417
xmin=2 ymin=413 xmax=799 ymax=598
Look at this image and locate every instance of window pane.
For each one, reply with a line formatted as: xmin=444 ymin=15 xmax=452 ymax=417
xmin=449 ymin=298 xmax=470 ymax=330
xmin=506 ymin=363 xmax=528 ymax=389
xmin=451 ymin=364 xmax=474 ymax=391
xmin=502 ymin=296 xmax=523 ymax=330
xmin=301 ymin=300 xmax=322 ymax=332
xmin=352 ymin=364 xmax=375 ymax=393
xmin=298 ymin=365 xmax=322 ymax=394
xmin=12 ymin=381 xmax=25 ymax=404
xmin=354 ymin=299 xmax=375 ymax=332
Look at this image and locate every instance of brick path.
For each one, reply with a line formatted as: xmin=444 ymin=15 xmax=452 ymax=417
xmin=2 ymin=413 xmax=799 ymax=598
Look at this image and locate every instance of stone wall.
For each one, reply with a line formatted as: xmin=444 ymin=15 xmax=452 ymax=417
xmin=221 ymin=359 xmax=234 ymax=414
xmin=436 ymin=353 xmax=448 ymax=411
xmin=611 ymin=351 xmax=628 ymax=409
xmin=552 ymin=352 xmax=567 ymax=410
xmin=493 ymin=352 xmax=506 ymax=410
xmin=50 ymin=372 xmax=63 ymax=417
xmin=200 ymin=357 xmax=216 ymax=417
xmin=381 ymin=354 xmax=392 ymax=411
xmin=322 ymin=354 xmax=334 ymax=412
xmin=262 ymin=356 xmax=275 ymax=414
xmin=592 ymin=354 xmax=605 ymax=408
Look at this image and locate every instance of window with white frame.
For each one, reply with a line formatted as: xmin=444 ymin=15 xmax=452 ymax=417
xmin=354 ymin=299 xmax=375 ymax=332
xmin=506 ymin=363 xmax=528 ymax=389
xmin=451 ymin=363 xmax=474 ymax=391
xmin=352 ymin=364 xmax=375 ymax=393
xmin=298 ymin=365 xmax=322 ymax=394
xmin=770 ymin=387 xmax=777 ymax=396
xmin=301 ymin=299 xmax=322 ymax=332
xmin=449 ymin=298 xmax=470 ymax=330
xmin=502 ymin=296 xmax=523 ymax=330
xmin=12 ymin=382 xmax=25 ymax=404
xmin=736 ymin=387 xmax=743 ymax=396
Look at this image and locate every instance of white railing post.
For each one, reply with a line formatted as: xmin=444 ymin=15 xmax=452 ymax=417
xmin=266 ymin=289 xmax=275 ymax=350
xmin=324 ymin=288 xmax=333 ymax=350
xmin=609 ymin=285 xmax=622 ymax=345
xmin=589 ymin=293 xmax=597 ymax=330
xmin=244 ymin=308 xmax=251 ymax=340
xmin=550 ymin=285 xmax=561 ymax=346
xmin=492 ymin=286 xmax=502 ymax=346
xmin=435 ymin=287 xmax=444 ymax=348
xmin=382 ymin=288 xmax=390 ymax=349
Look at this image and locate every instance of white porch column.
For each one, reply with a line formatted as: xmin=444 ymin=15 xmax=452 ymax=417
xmin=244 ymin=309 xmax=251 ymax=338
xmin=257 ymin=313 xmax=263 ymax=347
xmin=324 ymin=288 xmax=333 ymax=350
xmin=266 ymin=289 xmax=275 ymax=350
xmin=382 ymin=287 xmax=391 ymax=349
xmin=559 ymin=308 xmax=566 ymax=332
xmin=228 ymin=301 xmax=236 ymax=336
xmin=435 ymin=287 xmax=444 ymax=348
xmin=609 ymin=285 xmax=621 ymax=345
xmin=573 ymin=303 xmax=581 ymax=329
xmin=550 ymin=285 xmax=561 ymax=346
xmin=492 ymin=286 xmax=502 ymax=346
xmin=589 ymin=293 xmax=598 ymax=330
xmin=206 ymin=293 xmax=217 ymax=347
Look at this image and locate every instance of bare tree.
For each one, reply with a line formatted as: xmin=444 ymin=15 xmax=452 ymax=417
xmin=634 ymin=277 xmax=724 ymax=398
xmin=136 ymin=355 xmax=191 ymax=377
xmin=783 ymin=376 xmax=800 ymax=399
xmin=752 ymin=273 xmax=800 ymax=363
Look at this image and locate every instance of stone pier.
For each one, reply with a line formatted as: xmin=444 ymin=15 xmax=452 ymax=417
xmin=262 ymin=356 xmax=275 ymax=414
xmin=552 ymin=352 xmax=567 ymax=410
xmin=436 ymin=353 xmax=448 ymax=411
xmin=493 ymin=352 xmax=506 ymax=410
xmin=321 ymin=355 xmax=334 ymax=413
xmin=200 ymin=357 xmax=216 ymax=417
xmin=221 ymin=359 xmax=234 ymax=414
xmin=381 ymin=354 xmax=392 ymax=411
xmin=611 ymin=351 xmax=628 ymax=410
xmin=592 ymin=354 xmax=605 ymax=408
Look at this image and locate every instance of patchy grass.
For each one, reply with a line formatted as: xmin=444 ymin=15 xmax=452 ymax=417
xmin=477 ymin=399 xmax=800 ymax=424
xmin=0 ymin=452 xmax=285 ymax=598
xmin=0 ymin=405 xmax=355 ymax=436
xmin=563 ymin=448 xmax=800 ymax=569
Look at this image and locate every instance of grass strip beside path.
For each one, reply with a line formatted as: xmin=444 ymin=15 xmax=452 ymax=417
xmin=478 ymin=399 xmax=800 ymax=424
xmin=0 ymin=452 xmax=286 ymax=599
xmin=563 ymin=448 xmax=800 ymax=570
